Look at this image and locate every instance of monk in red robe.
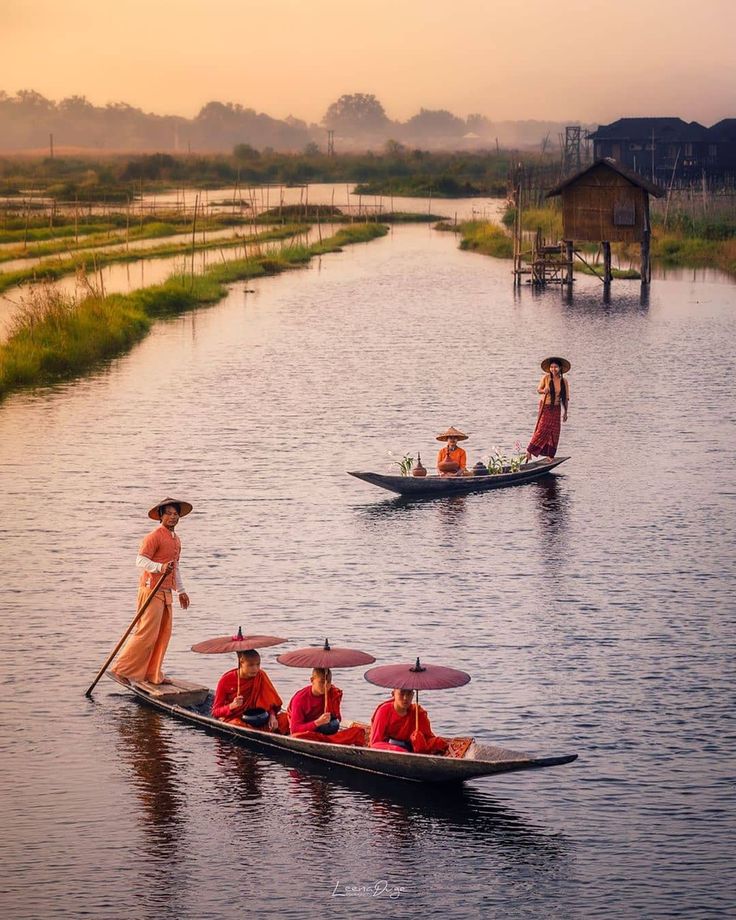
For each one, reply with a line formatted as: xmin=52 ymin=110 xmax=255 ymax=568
xmin=370 ymin=689 xmax=448 ymax=755
xmin=287 ymin=668 xmax=366 ymax=746
xmin=212 ymin=649 xmax=289 ymax=733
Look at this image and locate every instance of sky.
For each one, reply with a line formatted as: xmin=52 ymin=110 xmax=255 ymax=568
xmin=2 ymin=0 xmax=734 ymax=125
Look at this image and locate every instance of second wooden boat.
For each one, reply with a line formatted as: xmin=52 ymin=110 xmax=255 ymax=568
xmin=348 ymin=457 xmax=569 ymax=497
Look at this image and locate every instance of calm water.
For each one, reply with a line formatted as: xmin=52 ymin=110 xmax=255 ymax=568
xmin=0 ymin=222 xmax=734 ymax=919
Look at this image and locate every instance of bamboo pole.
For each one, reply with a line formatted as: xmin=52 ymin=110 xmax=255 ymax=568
xmin=84 ymin=570 xmax=169 ymax=697
xmin=190 ymin=193 xmax=199 ymax=286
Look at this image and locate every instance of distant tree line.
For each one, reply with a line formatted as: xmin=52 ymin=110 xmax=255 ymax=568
xmin=0 ymin=90 xmax=582 ymax=153
xmin=0 ymin=145 xmax=538 ymax=199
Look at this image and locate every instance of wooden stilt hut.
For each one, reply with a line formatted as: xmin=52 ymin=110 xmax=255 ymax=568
xmin=546 ymin=158 xmax=664 ymax=285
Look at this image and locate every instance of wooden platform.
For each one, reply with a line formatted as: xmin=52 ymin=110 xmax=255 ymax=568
xmin=108 ymin=672 xmax=209 ymax=707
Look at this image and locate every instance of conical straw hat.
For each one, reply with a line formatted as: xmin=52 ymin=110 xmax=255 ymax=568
xmin=148 ymin=497 xmax=193 ymax=520
xmin=541 ymin=356 xmax=571 ymax=373
xmin=436 ymin=426 xmax=469 ymax=442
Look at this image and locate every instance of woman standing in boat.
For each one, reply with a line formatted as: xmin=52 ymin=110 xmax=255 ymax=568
xmin=525 ymin=357 xmax=571 ymax=462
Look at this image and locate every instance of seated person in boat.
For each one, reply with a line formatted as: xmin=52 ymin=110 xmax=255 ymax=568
xmin=436 ymin=426 xmax=468 ymax=476
xmin=287 ymin=668 xmax=366 ymax=746
xmin=212 ymin=649 xmax=289 ymax=733
xmin=370 ymin=689 xmax=448 ymax=755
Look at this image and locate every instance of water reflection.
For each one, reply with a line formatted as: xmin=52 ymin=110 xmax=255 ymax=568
xmin=115 ymin=706 xmax=185 ymax=853
xmin=532 ymin=475 xmax=570 ymax=539
xmin=563 ymin=286 xmax=650 ymax=316
xmin=212 ymin=738 xmax=266 ymax=803
xmin=287 ymin=769 xmax=339 ymax=825
xmin=359 ymin=493 xmax=468 ymax=520
xmin=276 ymin=754 xmax=567 ymax=862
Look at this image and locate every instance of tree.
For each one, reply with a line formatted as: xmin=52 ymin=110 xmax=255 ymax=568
xmin=384 ymin=139 xmax=406 ymax=157
xmin=233 ymin=143 xmax=260 ymax=161
xmin=403 ymin=108 xmax=465 ymax=140
xmin=323 ymin=93 xmax=389 ymax=135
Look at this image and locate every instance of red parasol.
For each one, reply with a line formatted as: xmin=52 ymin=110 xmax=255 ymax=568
xmin=277 ymin=638 xmax=376 ymax=712
xmin=191 ymin=626 xmax=288 ymax=655
xmin=364 ymin=657 xmax=471 ymax=731
xmin=191 ymin=627 xmax=289 ymax=705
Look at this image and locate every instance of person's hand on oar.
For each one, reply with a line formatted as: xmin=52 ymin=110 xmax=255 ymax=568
xmin=314 ymin=711 xmax=333 ymax=728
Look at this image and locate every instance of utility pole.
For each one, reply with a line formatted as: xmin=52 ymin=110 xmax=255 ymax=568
xmin=327 ymin=130 xmax=335 ymax=156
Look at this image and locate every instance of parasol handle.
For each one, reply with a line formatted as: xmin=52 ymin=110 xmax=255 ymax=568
xmin=415 ymin=690 xmax=419 ymax=732
xmin=84 ymin=570 xmax=169 ymax=697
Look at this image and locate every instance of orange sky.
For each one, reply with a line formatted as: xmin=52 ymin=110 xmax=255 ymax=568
xmin=2 ymin=0 xmax=734 ymax=124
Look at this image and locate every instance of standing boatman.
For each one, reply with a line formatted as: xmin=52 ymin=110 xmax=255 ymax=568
xmin=112 ymin=497 xmax=192 ymax=685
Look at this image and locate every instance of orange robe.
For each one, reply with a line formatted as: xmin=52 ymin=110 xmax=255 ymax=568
xmin=212 ymin=668 xmax=289 ymax=733
xmin=369 ymin=699 xmax=448 ymax=755
xmin=436 ymin=445 xmax=467 ymax=473
xmin=113 ymin=525 xmax=183 ymax=684
xmin=287 ymin=685 xmax=366 ymax=746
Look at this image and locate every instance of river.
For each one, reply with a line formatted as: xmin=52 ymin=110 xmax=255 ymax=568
xmin=0 ymin=219 xmax=734 ymax=919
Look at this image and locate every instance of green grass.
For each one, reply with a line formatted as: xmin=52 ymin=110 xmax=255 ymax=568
xmin=0 ymin=223 xmax=388 ymax=400
xmin=0 ymin=221 xmax=180 ymax=264
xmin=637 ymin=233 xmax=736 ymax=276
xmin=0 ymin=224 xmax=305 ymax=293
xmin=440 ymin=220 xmax=514 ymax=259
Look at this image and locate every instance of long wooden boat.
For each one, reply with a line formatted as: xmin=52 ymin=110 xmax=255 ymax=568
xmin=348 ymin=457 xmax=569 ymax=497
xmin=109 ymin=673 xmax=577 ymax=784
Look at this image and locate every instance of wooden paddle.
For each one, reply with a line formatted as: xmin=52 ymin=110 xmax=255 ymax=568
xmin=84 ymin=569 xmax=169 ymax=697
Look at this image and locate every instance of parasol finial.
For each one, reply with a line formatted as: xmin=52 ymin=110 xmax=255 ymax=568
xmin=410 ymin=657 xmax=426 ymax=673
xmin=323 ymin=638 xmax=331 ymax=651
xmin=237 ymin=626 xmax=243 ymax=640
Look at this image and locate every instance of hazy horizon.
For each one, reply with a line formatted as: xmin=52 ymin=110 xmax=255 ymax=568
xmin=2 ymin=0 xmax=734 ymax=126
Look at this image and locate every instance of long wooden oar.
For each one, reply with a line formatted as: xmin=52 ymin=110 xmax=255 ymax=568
xmin=84 ymin=569 xmax=169 ymax=697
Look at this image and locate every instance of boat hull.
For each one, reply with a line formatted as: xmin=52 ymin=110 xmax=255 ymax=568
xmin=109 ymin=674 xmax=577 ymax=784
xmin=348 ymin=457 xmax=569 ymax=497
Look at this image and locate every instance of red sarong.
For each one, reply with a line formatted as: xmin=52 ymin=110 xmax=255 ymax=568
xmin=527 ymin=404 xmax=562 ymax=459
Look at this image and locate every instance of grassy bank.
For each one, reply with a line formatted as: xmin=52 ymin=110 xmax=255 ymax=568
xmin=0 ymin=223 xmax=387 ymax=400
xmin=0 ymin=210 xmax=250 ymax=244
xmin=624 ymin=230 xmax=736 ymax=277
xmin=436 ymin=220 xmax=514 ymax=258
xmin=0 ymin=224 xmax=306 ymax=294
